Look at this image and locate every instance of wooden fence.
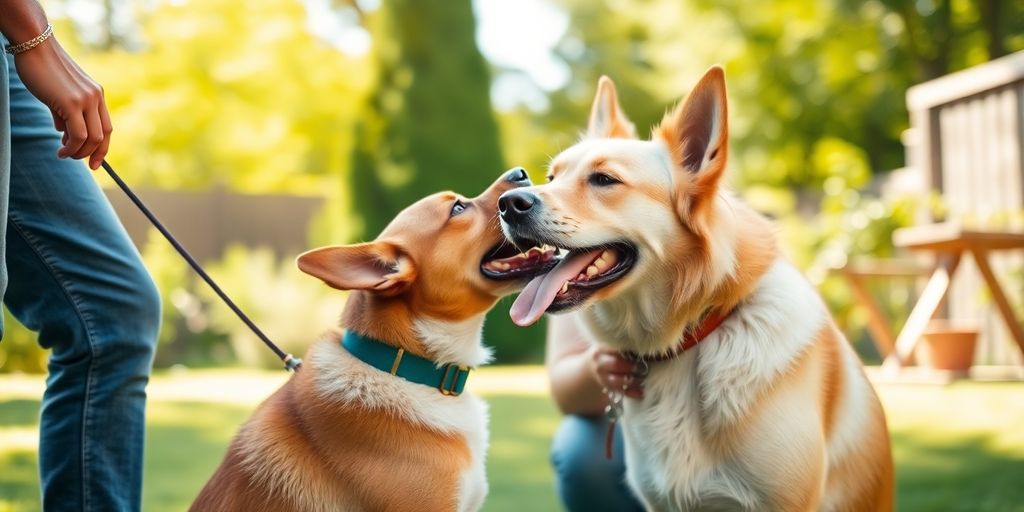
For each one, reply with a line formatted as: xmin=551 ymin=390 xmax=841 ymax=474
xmin=906 ymin=50 xmax=1024 ymax=365
xmin=105 ymin=186 xmax=324 ymax=263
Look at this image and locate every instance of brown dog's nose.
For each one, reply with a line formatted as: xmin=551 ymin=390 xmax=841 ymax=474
xmin=498 ymin=189 xmax=538 ymax=221
xmin=504 ymin=167 xmax=530 ymax=185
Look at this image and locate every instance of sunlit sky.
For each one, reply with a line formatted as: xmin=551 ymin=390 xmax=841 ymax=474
xmin=54 ymin=0 xmax=569 ymax=111
xmin=306 ymin=0 xmax=570 ymax=111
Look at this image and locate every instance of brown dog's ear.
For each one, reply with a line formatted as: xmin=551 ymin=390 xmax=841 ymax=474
xmin=654 ymin=65 xmax=729 ymax=218
xmin=296 ymin=241 xmax=415 ymax=295
xmin=586 ymin=76 xmax=637 ymax=139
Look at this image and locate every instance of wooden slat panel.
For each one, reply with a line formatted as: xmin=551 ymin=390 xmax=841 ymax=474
xmin=965 ymin=94 xmax=992 ymax=363
xmin=931 ymin=84 xmax=1024 ymax=366
xmin=995 ymin=87 xmax=1024 ymax=365
xmin=939 ymin=101 xmax=968 ymax=221
xmin=975 ymin=95 xmax=994 ymax=363
xmin=1019 ymin=82 xmax=1024 ymax=203
xmin=989 ymin=89 xmax=1017 ymax=364
xmin=905 ymin=53 xmax=1024 ymax=366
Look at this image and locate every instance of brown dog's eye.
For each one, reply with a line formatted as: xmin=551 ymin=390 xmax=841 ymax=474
xmin=450 ymin=199 xmax=467 ymax=216
xmin=588 ymin=172 xmax=620 ymax=187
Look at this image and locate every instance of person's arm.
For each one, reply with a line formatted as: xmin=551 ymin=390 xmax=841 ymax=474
xmin=546 ymin=313 xmax=644 ymax=416
xmin=0 ymin=0 xmax=112 ymax=169
xmin=0 ymin=0 xmax=48 ymax=43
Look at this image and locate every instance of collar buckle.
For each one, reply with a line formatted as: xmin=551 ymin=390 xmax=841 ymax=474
xmin=438 ymin=364 xmax=470 ymax=396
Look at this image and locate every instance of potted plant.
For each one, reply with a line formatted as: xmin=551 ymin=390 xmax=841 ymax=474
xmin=916 ymin=319 xmax=979 ymax=375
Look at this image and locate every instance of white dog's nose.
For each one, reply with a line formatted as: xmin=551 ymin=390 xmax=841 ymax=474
xmin=498 ymin=189 xmax=538 ymax=221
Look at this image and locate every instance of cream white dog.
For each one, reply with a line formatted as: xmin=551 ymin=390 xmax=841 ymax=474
xmin=498 ymin=66 xmax=893 ymax=511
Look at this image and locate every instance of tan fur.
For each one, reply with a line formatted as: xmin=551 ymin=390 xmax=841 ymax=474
xmin=192 ymin=173 xmax=531 ymax=512
xmin=509 ymin=68 xmax=893 ymax=510
xmin=192 ymin=360 xmax=471 ymax=512
xmin=587 ymin=76 xmax=637 ymax=139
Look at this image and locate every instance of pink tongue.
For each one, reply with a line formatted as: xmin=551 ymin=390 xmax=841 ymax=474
xmin=510 ymin=250 xmax=602 ymax=326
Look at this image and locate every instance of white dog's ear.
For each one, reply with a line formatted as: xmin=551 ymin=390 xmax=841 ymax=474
xmin=296 ymin=240 xmax=415 ymax=295
xmin=586 ymin=76 xmax=637 ymax=139
xmin=654 ymin=65 xmax=729 ymax=218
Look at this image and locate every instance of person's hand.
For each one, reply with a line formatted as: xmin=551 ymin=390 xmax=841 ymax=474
xmin=13 ymin=36 xmax=111 ymax=169
xmin=588 ymin=346 xmax=646 ymax=399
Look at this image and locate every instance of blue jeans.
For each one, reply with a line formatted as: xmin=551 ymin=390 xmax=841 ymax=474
xmin=551 ymin=415 xmax=645 ymax=512
xmin=0 ymin=53 xmax=161 ymax=511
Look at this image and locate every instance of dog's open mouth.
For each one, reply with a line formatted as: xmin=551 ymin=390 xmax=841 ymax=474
xmin=509 ymin=242 xmax=637 ymax=326
xmin=480 ymin=240 xmax=558 ymax=281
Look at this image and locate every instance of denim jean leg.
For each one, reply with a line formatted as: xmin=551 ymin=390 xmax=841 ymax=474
xmin=2 ymin=55 xmax=161 ymax=512
xmin=550 ymin=415 xmax=645 ymax=512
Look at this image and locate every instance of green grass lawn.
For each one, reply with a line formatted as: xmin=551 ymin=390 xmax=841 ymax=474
xmin=1 ymin=367 xmax=1023 ymax=511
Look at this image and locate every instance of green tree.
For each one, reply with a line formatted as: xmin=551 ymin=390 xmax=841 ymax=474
xmin=348 ymin=0 xmax=504 ymax=240
xmin=76 ymin=0 xmax=370 ymax=195
xmin=866 ymin=0 xmax=1024 ymax=80
xmin=348 ymin=0 xmax=543 ymax=362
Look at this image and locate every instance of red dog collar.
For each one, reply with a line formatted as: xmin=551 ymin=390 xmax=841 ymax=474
xmin=623 ymin=308 xmax=733 ymax=363
xmin=605 ymin=308 xmax=734 ymax=459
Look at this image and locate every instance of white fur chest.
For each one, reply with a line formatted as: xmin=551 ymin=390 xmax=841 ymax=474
xmin=615 ymin=260 xmax=827 ymax=510
xmin=311 ymin=340 xmax=490 ymax=512
xmin=455 ymin=395 xmax=489 ymax=512
xmin=621 ymin=353 xmax=758 ymax=511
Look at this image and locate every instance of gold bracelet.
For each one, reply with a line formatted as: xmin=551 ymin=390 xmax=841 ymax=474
xmin=5 ymin=24 xmax=54 ymax=55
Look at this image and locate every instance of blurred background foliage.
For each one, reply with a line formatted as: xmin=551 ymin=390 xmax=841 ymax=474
xmin=1 ymin=0 xmax=1022 ymax=371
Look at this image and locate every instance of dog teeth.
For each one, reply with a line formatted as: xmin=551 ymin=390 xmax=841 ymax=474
xmin=488 ymin=261 xmax=511 ymax=271
xmin=586 ymin=265 xmax=599 ymax=277
xmin=594 ymin=250 xmax=617 ymax=272
xmin=559 ymin=281 xmax=569 ymax=294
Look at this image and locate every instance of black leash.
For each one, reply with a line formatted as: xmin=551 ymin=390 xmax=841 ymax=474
xmin=101 ymin=160 xmax=302 ymax=372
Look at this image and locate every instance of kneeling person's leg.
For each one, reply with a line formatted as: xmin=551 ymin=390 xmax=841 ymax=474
xmin=550 ymin=415 xmax=644 ymax=512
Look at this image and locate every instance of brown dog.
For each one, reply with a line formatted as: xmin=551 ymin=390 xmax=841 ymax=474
xmin=191 ymin=168 xmax=555 ymax=512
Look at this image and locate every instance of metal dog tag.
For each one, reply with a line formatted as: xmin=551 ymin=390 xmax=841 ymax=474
xmin=605 ymin=390 xmax=624 ymax=421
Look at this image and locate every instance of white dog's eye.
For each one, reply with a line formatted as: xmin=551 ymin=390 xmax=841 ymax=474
xmin=450 ymin=200 xmax=467 ymax=216
xmin=589 ymin=172 xmax=620 ymax=187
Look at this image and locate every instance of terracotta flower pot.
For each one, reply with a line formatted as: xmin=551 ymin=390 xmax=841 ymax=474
xmin=917 ymin=321 xmax=979 ymax=372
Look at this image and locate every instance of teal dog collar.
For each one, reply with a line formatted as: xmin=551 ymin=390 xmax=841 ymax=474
xmin=341 ymin=330 xmax=471 ymax=396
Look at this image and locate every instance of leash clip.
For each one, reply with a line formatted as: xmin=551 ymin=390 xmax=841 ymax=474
xmin=283 ymin=354 xmax=303 ymax=372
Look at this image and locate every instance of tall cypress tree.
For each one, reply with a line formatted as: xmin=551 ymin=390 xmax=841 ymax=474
xmin=349 ymin=1 xmax=543 ymax=363
xmin=350 ymin=0 xmax=503 ymax=240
